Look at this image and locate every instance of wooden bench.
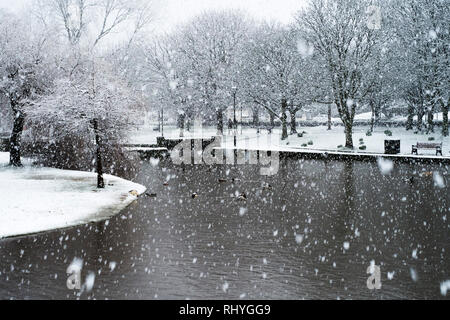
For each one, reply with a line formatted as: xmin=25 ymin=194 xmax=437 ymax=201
xmin=412 ymin=142 xmax=443 ymax=156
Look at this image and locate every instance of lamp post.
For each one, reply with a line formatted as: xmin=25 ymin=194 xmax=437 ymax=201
xmin=161 ymin=107 xmax=164 ymax=137
xmin=232 ymin=86 xmax=237 ymax=149
xmin=240 ymin=104 xmax=243 ymax=135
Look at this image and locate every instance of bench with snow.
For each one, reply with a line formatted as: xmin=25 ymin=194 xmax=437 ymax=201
xmin=411 ymin=142 xmax=442 ymax=156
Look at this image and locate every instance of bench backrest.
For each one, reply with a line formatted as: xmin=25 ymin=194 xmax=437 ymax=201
xmin=416 ymin=142 xmax=442 ymax=148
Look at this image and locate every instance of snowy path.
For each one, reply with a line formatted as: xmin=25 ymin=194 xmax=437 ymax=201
xmin=0 ymin=152 xmax=146 ymax=239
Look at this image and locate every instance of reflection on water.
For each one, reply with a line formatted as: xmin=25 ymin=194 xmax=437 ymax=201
xmin=0 ymin=159 xmax=449 ymax=300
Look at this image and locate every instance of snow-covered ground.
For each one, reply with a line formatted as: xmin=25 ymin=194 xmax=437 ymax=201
xmin=128 ymin=125 xmax=450 ymax=156
xmin=391 ymin=112 xmax=446 ymax=122
xmin=282 ymin=126 xmax=450 ymax=155
xmin=0 ymin=152 xmax=146 ymax=239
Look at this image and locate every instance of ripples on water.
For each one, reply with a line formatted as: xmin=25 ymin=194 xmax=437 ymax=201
xmin=0 ymin=159 xmax=449 ymax=299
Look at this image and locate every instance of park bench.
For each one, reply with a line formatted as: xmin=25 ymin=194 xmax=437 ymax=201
xmin=411 ymin=142 xmax=443 ymax=156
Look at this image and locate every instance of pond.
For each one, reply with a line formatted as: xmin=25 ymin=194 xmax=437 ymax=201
xmin=0 ymin=158 xmax=449 ymax=299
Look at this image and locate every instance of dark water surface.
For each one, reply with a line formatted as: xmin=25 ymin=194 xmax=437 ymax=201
xmin=0 ymin=159 xmax=449 ymax=299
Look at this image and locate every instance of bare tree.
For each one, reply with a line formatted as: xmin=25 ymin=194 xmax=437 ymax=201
xmin=391 ymin=0 xmax=449 ymax=135
xmin=0 ymin=11 xmax=53 ymax=166
xmin=242 ymin=23 xmax=306 ymax=140
xmin=36 ymin=0 xmax=155 ymax=50
xmin=136 ymin=33 xmax=195 ymax=136
xmin=296 ymin=0 xmax=383 ymax=148
xmin=175 ymin=10 xmax=250 ymax=135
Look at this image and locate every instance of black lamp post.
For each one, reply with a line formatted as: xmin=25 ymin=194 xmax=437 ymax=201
xmin=161 ymin=107 xmax=164 ymax=137
xmin=232 ymin=86 xmax=237 ymax=149
xmin=240 ymin=104 xmax=243 ymax=135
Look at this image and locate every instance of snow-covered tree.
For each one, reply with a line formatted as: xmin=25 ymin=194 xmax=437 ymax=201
xmin=175 ymin=10 xmax=250 ymax=134
xmin=138 ymin=34 xmax=195 ymax=137
xmin=242 ymin=23 xmax=309 ymax=140
xmin=0 ymin=10 xmax=53 ymax=166
xmin=295 ymin=0 xmax=385 ymax=148
xmin=27 ymin=58 xmax=142 ymax=188
xmin=390 ymin=0 xmax=449 ymax=135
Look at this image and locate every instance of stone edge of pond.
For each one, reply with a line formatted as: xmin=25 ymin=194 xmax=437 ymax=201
xmin=130 ymin=146 xmax=450 ymax=165
xmin=276 ymin=150 xmax=450 ymax=164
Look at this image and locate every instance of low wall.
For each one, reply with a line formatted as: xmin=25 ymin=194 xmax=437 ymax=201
xmin=129 ymin=138 xmax=450 ymax=165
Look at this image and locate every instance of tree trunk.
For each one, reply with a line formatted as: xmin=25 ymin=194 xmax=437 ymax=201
xmin=9 ymin=107 xmax=25 ymax=167
xmin=442 ymin=99 xmax=449 ymax=137
xmin=216 ymin=109 xmax=223 ymax=135
xmin=269 ymin=112 xmax=275 ymax=128
xmin=344 ymin=122 xmax=353 ymax=149
xmin=370 ymin=112 xmax=375 ymax=134
xmin=159 ymin=109 xmax=165 ymax=134
xmin=92 ymin=119 xmax=105 ymax=189
xmin=427 ymin=105 xmax=435 ymax=134
xmin=406 ymin=104 xmax=414 ymax=130
xmin=186 ymin=117 xmax=191 ymax=132
xmin=369 ymin=102 xmax=375 ymax=134
xmin=337 ymin=99 xmax=354 ymax=149
xmin=178 ymin=113 xmax=185 ymax=137
xmin=374 ymin=105 xmax=380 ymax=121
xmin=252 ymin=108 xmax=259 ymax=127
xmin=327 ymin=104 xmax=332 ymax=130
xmin=281 ymin=99 xmax=288 ymax=140
xmin=417 ymin=107 xmax=424 ymax=132
xmin=289 ymin=109 xmax=297 ymax=134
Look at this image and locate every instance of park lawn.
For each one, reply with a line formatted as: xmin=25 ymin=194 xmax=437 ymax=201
xmin=281 ymin=126 xmax=450 ymax=155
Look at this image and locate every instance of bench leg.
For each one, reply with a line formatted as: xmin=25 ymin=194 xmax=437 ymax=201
xmin=437 ymin=149 xmax=442 ymax=156
xmin=412 ymin=147 xmax=417 ymax=155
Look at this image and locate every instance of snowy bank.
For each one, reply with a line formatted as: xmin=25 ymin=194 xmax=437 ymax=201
xmin=0 ymin=152 xmax=146 ymax=239
xmin=129 ymin=125 xmax=450 ymax=157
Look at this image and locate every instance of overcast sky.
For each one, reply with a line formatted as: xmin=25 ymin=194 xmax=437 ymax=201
xmin=0 ymin=0 xmax=306 ymax=32
xmin=159 ymin=0 xmax=306 ymax=31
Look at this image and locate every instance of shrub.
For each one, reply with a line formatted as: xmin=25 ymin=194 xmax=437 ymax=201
xmin=337 ymin=145 xmax=343 ymax=149
xmin=384 ymin=130 xmax=393 ymax=136
xmin=301 ymin=143 xmax=308 ymax=147
xmin=366 ymin=131 xmax=372 ymax=136
xmin=428 ymin=137 xmax=435 ymax=141
xmin=359 ymin=145 xmax=367 ymax=150
xmin=23 ymin=132 xmax=140 ymax=180
xmin=308 ymin=141 xmax=314 ymax=145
